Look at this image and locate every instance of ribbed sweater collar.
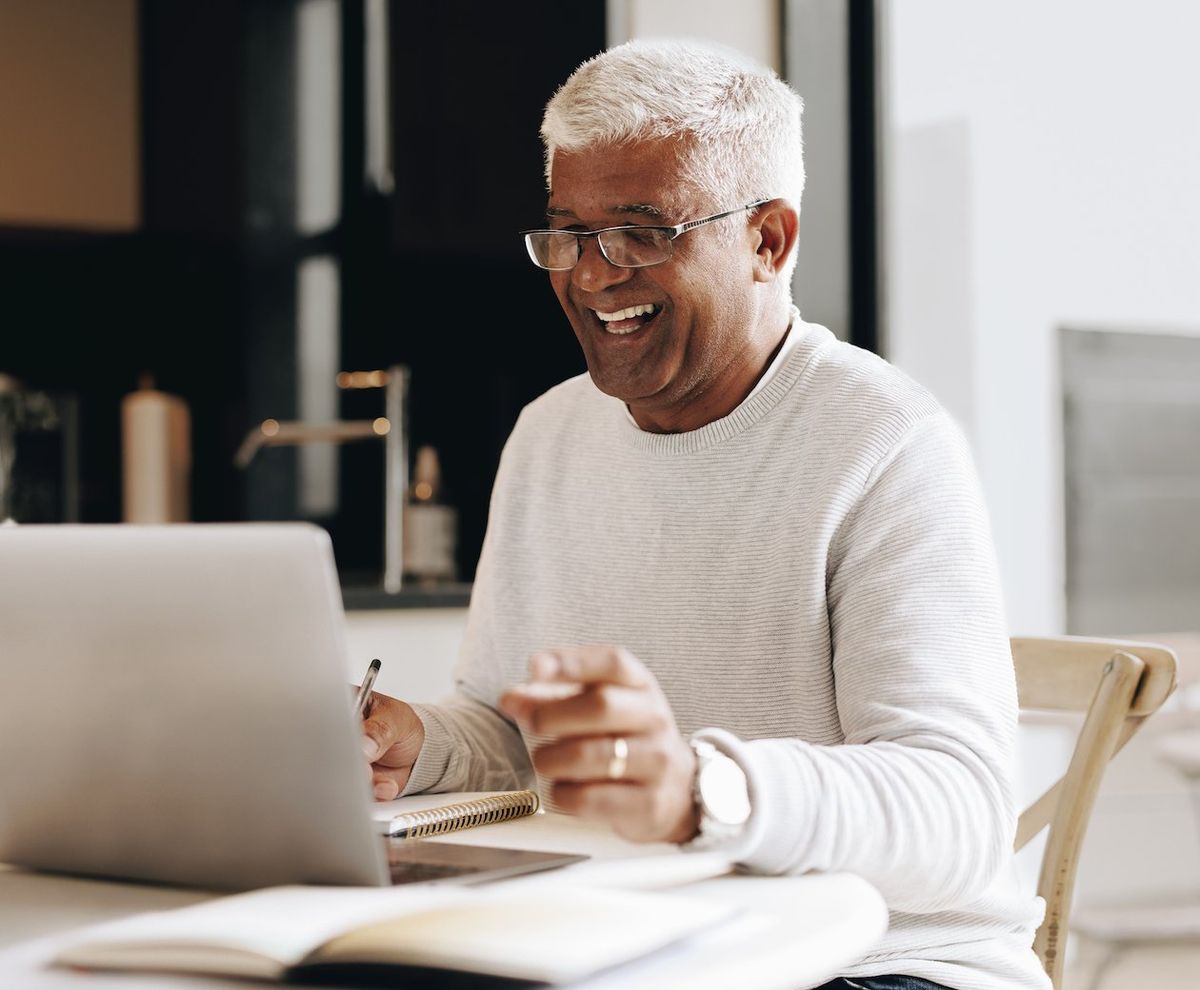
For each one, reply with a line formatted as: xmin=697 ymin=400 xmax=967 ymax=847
xmin=609 ymin=313 xmax=831 ymax=456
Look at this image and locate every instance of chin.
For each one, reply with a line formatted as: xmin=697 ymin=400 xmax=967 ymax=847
xmin=585 ymin=369 xmax=665 ymax=407
xmin=583 ymin=367 xmax=631 ymax=400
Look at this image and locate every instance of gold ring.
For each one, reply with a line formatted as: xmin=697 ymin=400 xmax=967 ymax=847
xmin=607 ymin=736 xmax=628 ymax=780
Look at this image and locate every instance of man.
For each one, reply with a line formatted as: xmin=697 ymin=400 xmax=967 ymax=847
xmin=363 ymin=41 xmax=1048 ymax=990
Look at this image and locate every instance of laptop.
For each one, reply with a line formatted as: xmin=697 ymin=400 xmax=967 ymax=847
xmin=0 ymin=523 xmax=579 ymax=891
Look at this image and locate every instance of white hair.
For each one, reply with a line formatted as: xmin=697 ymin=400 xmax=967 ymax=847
xmin=541 ymin=38 xmax=805 ymax=259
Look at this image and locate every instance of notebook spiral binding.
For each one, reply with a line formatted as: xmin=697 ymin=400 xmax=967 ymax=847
xmin=392 ymin=791 xmax=541 ymax=839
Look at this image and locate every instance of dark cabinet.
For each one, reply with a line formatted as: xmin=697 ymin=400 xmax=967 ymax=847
xmin=1 ymin=0 xmax=605 ymax=589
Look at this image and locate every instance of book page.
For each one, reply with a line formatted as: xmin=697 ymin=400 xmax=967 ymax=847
xmin=55 ymin=885 xmax=468 ymax=975
xmin=314 ymin=886 xmax=735 ymax=984
xmin=56 ymin=883 xmax=735 ymax=984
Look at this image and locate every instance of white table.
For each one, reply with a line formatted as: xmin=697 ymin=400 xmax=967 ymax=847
xmin=0 ymin=812 xmax=887 ymax=990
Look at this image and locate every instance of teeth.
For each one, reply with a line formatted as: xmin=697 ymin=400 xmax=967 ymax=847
xmin=595 ymin=303 xmax=658 ymax=322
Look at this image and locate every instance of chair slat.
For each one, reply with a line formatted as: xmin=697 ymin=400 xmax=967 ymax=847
xmin=1012 ymin=637 xmax=1176 ymax=715
xmin=1011 ymin=636 xmax=1178 ymax=990
xmin=1031 ymin=651 xmax=1143 ymax=984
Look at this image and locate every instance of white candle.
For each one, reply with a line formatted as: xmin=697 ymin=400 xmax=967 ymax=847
xmin=121 ymin=382 xmax=191 ymax=523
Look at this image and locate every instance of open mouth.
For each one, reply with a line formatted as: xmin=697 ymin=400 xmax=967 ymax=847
xmin=592 ymin=303 xmax=662 ymax=336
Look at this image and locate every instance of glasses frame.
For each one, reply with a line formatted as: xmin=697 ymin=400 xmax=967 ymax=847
xmin=521 ymin=199 xmax=771 ymax=271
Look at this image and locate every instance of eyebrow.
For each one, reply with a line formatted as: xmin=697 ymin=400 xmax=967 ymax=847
xmin=545 ymin=203 xmax=669 ymax=223
xmin=614 ymin=203 xmax=668 ymax=219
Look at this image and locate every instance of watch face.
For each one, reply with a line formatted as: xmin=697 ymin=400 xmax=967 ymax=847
xmin=699 ymin=752 xmax=751 ymax=827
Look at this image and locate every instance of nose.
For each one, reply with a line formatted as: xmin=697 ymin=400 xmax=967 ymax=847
xmin=571 ymin=237 xmax=633 ymax=293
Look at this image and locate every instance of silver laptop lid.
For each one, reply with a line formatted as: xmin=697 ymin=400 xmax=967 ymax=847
xmin=0 ymin=523 xmax=389 ymax=890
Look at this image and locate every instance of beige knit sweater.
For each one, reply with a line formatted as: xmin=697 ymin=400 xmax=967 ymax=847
xmin=407 ymin=317 xmax=1050 ymax=990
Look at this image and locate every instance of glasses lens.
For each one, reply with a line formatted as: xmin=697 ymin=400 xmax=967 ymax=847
xmin=524 ymin=232 xmax=579 ymax=270
xmin=598 ymin=227 xmax=672 ymax=268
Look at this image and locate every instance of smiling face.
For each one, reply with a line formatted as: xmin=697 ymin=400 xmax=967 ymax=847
xmin=546 ymin=137 xmax=781 ymax=433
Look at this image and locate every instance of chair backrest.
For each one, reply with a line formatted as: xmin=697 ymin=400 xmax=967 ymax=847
xmin=1011 ymin=636 xmax=1178 ymax=989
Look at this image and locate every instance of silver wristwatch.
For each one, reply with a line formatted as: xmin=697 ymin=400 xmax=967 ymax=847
xmin=686 ymin=739 xmax=751 ymax=850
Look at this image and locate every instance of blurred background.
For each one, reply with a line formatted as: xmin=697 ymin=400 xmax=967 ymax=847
xmin=0 ymin=0 xmax=600 ymax=594
xmin=2 ymin=2 xmax=1197 ymax=983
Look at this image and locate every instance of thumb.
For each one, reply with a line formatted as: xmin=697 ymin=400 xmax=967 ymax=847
xmin=361 ymin=695 xmax=423 ymax=764
xmin=361 ymin=720 xmax=386 ymax=761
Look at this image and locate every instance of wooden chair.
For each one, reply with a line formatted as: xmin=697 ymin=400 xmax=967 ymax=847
xmin=1067 ymin=710 xmax=1200 ymax=986
xmin=1011 ymin=636 xmax=1178 ymax=989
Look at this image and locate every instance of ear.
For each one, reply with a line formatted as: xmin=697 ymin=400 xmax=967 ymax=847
xmin=748 ymin=199 xmax=799 ymax=284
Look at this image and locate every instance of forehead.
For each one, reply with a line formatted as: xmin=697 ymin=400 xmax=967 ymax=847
xmin=547 ymin=137 xmax=697 ymax=220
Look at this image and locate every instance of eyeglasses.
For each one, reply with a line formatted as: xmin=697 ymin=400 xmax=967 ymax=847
xmin=521 ymin=200 xmax=770 ymax=271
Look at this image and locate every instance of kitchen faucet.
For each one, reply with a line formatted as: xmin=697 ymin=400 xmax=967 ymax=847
xmin=235 ymin=365 xmax=409 ymax=593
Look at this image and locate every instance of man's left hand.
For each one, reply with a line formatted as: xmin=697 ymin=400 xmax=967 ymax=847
xmin=498 ymin=646 xmax=698 ymax=844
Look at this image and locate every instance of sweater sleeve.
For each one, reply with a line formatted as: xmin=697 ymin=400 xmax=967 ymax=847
xmin=403 ymin=695 xmax=533 ymax=795
xmin=708 ymin=414 xmax=1018 ymax=912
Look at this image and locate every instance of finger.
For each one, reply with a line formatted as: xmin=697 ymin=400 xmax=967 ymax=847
xmin=496 ymin=681 xmax=582 ymax=726
xmin=550 ymin=780 xmax=673 ymax=842
xmin=529 ymin=646 xmax=652 ymax=688
xmin=551 ymin=779 xmax=637 ymax=811
xmin=360 ymin=692 xmax=392 ymax=760
xmin=373 ymin=777 xmax=400 ymax=801
xmin=374 ymin=740 xmax=418 ymax=770
xmin=360 ymin=693 xmax=419 ymax=762
xmin=550 ymin=780 xmax=696 ymax=844
xmin=502 ymin=684 xmax=666 ymax=738
xmin=361 ymin=716 xmax=393 ymax=762
xmin=550 ymin=779 xmax=637 ymax=819
xmin=532 ymin=734 xmax=666 ymax=783
xmin=372 ymin=765 xmax=410 ymax=801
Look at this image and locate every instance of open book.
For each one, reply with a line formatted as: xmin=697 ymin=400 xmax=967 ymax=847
xmin=54 ymin=881 xmax=735 ymax=985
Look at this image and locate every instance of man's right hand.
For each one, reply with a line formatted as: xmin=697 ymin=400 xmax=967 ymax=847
xmin=360 ymin=692 xmax=425 ymax=800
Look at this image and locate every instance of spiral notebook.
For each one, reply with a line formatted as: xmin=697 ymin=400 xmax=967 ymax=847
xmin=368 ymin=791 xmax=584 ymax=885
xmin=377 ymin=790 xmax=541 ymax=839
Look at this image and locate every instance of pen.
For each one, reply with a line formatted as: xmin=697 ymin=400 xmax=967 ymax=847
xmin=354 ymin=658 xmax=381 ymax=719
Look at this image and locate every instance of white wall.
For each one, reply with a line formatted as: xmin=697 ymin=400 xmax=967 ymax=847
xmin=610 ymin=0 xmax=780 ymax=71
xmin=882 ymin=0 xmax=1200 ymax=634
xmin=343 ymin=609 xmax=467 ymax=703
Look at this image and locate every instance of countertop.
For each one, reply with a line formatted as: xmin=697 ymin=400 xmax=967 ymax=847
xmin=341 ymin=582 xmax=472 ymax=610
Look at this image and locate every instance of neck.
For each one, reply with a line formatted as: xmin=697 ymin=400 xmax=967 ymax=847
xmin=628 ymin=300 xmax=793 ymax=434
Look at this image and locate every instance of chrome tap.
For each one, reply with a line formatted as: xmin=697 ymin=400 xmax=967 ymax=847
xmin=235 ymin=364 xmax=409 ymax=593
